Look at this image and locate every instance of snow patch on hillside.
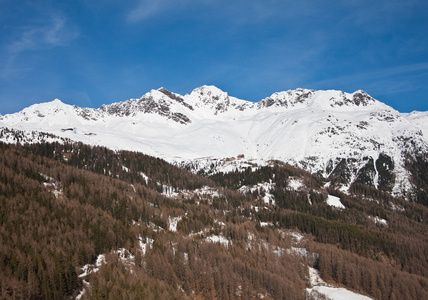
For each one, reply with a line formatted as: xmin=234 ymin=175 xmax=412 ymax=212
xmin=287 ymin=247 xmax=309 ymax=257
xmin=40 ymin=173 xmax=63 ymax=199
xmin=287 ymin=231 xmax=305 ymax=243
xmin=326 ymin=195 xmax=345 ymax=209
xmin=287 ymin=177 xmax=305 ymax=191
xmin=139 ymin=172 xmax=149 ymax=184
xmin=139 ymin=236 xmax=154 ymax=255
xmin=239 ymin=181 xmax=275 ymax=204
xmin=205 ymin=234 xmax=231 ymax=248
xmin=168 ymin=216 xmax=182 ymax=232
xmin=368 ymin=216 xmax=388 ymax=226
xmin=307 ymin=267 xmax=373 ymax=300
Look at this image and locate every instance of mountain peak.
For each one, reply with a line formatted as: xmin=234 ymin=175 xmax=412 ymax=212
xmin=21 ymin=98 xmax=71 ymax=115
xmin=51 ymin=98 xmax=64 ymax=104
xmin=191 ymin=85 xmax=226 ymax=95
xmin=185 ymin=85 xmax=235 ymax=114
xmin=351 ymin=90 xmax=376 ymax=106
xmin=188 ymin=85 xmax=228 ymax=103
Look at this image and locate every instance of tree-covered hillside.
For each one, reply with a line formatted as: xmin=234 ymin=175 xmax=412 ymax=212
xmin=1 ymin=141 xmax=428 ymax=299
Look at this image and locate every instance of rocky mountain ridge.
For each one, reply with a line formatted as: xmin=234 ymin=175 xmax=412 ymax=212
xmin=1 ymin=85 xmax=427 ymax=198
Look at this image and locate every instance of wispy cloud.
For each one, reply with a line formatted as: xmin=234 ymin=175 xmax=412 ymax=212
xmin=1 ymin=13 xmax=79 ymax=80
xmin=7 ymin=15 xmax=79 ymax=55
xmin=127 ymin=1 xmax=163 ymax=22
xmin=126 ymin=0 xmax=305 ymax=24
xmin=127 ymin=0 xmax=191 ymax=23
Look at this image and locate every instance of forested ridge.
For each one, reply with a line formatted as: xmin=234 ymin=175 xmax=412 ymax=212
xmin=1 ymin=141 xmax=428 ymax=299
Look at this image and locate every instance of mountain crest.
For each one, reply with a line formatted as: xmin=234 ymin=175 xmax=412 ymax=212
xmin=1 ymin=85 xmax=427 ymax=198
xmin=186 ymin=85 xmax=256 ymax=114
xmin=327 ymin=90 xmax=377 ymax=108
xmin=99 ymin=89 xmax=192 ymax=124
xmin=259 ymin=89 xmax=380 ymax=111
xmin=157 ymin=87 xmax=194 ymax=111
xmin=259 ymin=88 xmax=315 ymax=109
xmin=186 ymin=85 xmax=232 ymax=113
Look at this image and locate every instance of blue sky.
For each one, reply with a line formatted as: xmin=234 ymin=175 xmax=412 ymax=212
xmin=1 ymin=0 xmax=428 ymax=114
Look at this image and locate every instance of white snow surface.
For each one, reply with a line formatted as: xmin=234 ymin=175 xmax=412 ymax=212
xmin=1 ymin=86 xmax=427 ymax=196
xmin=79 ymin=254 xmax=106 ymax=278
xmin=368 ymin=216 xmax=388 ymax=226
xmin=287 ymin=247 xmax=309 ymax=258
xmin=168 ymin=216 xmax=182 ymax=232
xmin=139 ymin=236 xmax=154 ymax=255
xmin=404 ymin=111 xmax=428 ymax=138
xmin=287 ymin=177 xmax=305 ymax=191
xmin=205 ymin=234 xmax=231 ymax=248
xmin=307 ymin=267 xmax=373 ymax=300
xmin=326 ymin=195 xmax=345 ymax=209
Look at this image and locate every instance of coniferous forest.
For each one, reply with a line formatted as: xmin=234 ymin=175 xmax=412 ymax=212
xmin=1 ymin=141 xmax=428 ymax=299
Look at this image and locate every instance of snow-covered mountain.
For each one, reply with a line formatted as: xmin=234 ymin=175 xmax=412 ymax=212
xmin=1 ymin=85 xmax=427 ymax=196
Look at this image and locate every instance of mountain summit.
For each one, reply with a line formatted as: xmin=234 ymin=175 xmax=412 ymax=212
xmin=1 ymin=86 xmax=427 ymax=197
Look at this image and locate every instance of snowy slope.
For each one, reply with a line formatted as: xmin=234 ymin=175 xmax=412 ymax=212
xmin=1 ymin=85 xmax=427 ymax=196
xmin=404 ymin=111 xmax=428 ymax=138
